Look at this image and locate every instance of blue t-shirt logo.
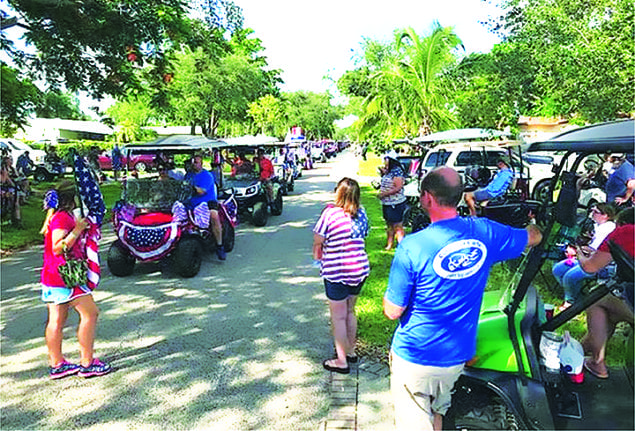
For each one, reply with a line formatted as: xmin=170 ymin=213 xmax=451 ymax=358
xmin=433 ymin=239 xmax=488 ymax=279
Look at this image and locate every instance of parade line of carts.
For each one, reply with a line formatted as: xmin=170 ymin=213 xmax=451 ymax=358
xmin=106 ymin=135 xmax=348 ymax=278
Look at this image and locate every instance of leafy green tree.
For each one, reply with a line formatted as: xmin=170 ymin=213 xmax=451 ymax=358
xmin=339 ymin=25 xmax=463 ymax=146
xmin=0 ymin=62 xmax=41 ymax=136
xmin=4 ymin=0 xmax=243 ymax=98
xmin=168 ymin=44 xmax=274 ymax=137
xmin=248 ymin=95 xmax=287 ymax=137
xmin=106 ymin=95 xmax=156 ymax=143
xmin=477 ymin=0 xmax=634 ymax=122
xmin=36 ymin=91 xmax=87 ymax=120
xmin=284 ymin=91 xmax=342 ymax=140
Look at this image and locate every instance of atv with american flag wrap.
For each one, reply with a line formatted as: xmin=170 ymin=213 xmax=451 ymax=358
xmin=106 ymin=136 xmax=237 ymax=278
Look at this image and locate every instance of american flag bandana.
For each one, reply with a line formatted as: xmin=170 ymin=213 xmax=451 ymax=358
xmin=74 ymin=152 xmax=106 ymax=290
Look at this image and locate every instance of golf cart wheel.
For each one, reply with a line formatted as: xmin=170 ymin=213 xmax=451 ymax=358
xmin=134 ymin=161 xmax=147 ymax=172
xmin=107 ymin=240 xmax=136 ymax=276
xmin=287 ymin=179 xmax=294 ymax=192
xmin=173 ymin=237 xmax=202 ymax=278
xmin=532 ymin=179 xmax=552 ymax=203
xmin=271 ymin=192 xmax=283 ymax=216
xmin=252 ymin=201 xmax=268 ymax=226
xmin=222 ymin=218 xmax=235 ymax=252
xmin=34 ymin=168 xmax=50 ymax=183
xmin=447 ymin=403 xmax=519 ymax=430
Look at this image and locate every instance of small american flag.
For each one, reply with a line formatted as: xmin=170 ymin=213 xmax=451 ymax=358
xmin=74 ymin=152 xmax=105 ymax=290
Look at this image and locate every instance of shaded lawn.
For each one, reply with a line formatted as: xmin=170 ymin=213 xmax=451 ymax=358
xmin=1 ymin=180 xmax=122 ymax=251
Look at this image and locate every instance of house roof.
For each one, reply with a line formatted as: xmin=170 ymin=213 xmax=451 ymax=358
xmin=29 ymin=118 xmax=114 ymax=135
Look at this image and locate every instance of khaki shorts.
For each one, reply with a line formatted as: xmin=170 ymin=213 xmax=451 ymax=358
xmin=390 ymin=351 xmax=464 ymax=431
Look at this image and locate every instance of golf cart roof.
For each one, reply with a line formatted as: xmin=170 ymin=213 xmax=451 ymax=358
xmin=221 ymin=135 xmax=279 ymax=148
xmin=414 ymin=128 xmax=512 ymax=144
xmin=124 ymin=135 xmax=226 ymax=153
xmin=527 ymin=120 xmax=635 ymax=153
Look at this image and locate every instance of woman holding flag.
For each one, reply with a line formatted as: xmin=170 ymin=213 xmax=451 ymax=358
xmin=40 ymin=178 xmax=111 ymax=379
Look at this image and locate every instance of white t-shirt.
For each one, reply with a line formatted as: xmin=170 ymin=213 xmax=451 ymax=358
xmin=589 ymin=221 xmax=616 ymax=250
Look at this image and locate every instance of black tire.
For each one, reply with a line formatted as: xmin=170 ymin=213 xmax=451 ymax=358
xmin=107 ymin=240 xmax=136 ymax=276
xmin=532 ymin=179 xmax=552 ymax=203
xmin=271 ymin=192 xmax=283 ymax=216
xmin=222 ymin=218 xmax=235 ymax=252
xmin=446 ymin=403 xmax=519 ymax=430
xmin=287 ymin=178 xmax=294 ymax=192
xmin=172 ymin=237 xmax=202 ymax=278
xmin=134 ymin=161 xmax=147 ymax=172
xmin=281 ymin=183 xmax=288 ymax=196
xmin=252 ymin=201 xmax=268 ymax=226
xmin=34 ymin=168 xmax=49 ymax=183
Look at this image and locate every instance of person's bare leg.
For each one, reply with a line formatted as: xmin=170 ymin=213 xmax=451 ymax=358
xmin=326 ymin=299 xmax=349 ymax=368
xmin=394 ymin=223 xmax=405 ymax=244
xmin=433 ymin=413 xmax=443 ymax=431
xmin=465 ymin=192 xmax=477 ymax=216
xmin=385 ymin=224 xmax=395 ymax=250
xmin=46 ymin=303 xmax=70 ymax=366
xmin=210 ymin=209 xmax=222 ymax=245
xmin=71 ymin=295 xmax=99 ymax=367
xmin=346 ymin=295 xmax=358 ymax=357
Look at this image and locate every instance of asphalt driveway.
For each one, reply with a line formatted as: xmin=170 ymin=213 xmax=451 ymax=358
xmin=1 ymin=159 xmax=350 ymax=430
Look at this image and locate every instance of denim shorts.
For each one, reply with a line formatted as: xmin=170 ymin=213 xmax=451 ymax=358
xmin=324 ymin=278 xmax=365 ymax=301
xmin=473 ymin=189 xmax=492 ymax=202
xmin=382 ymin=201 xmax=407 ymax=224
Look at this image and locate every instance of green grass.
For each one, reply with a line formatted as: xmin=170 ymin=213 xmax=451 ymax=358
xmin=0 ymin=180 xmax=122 ymax=252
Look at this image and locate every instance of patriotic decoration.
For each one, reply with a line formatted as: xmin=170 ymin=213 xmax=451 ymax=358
xmin=118 ymin=219 xmax=180 ymax=261
xmin=73 ymin=152 xmax=106 ymax=290
xmin=350 ymin=207 xmax=370 ymax=239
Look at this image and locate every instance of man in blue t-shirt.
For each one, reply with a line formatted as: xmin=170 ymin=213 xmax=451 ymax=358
xmin=605 ymin=154 xmax=635 ymax=206
xmin=383 ymin=167 xmax=542 ymax=431
xmin=464 ymin=156 xmax=514 ymax=216
xmin=189 ymin=155 xmax=226 ymax=260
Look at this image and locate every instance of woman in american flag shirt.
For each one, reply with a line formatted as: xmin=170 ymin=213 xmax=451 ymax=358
xmin=313 ymin=178 xmax=370 ymax=374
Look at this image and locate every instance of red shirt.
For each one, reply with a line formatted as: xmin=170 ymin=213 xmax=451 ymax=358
xmin=598 ymin=224 xmax=635 ymax=257
xmin=258 ymin=157 xmax=274 ymax=180
xmin=41 ymin=211 xmax=84 ymax=287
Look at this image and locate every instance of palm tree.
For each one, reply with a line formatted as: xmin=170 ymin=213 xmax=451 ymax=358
xmin=359 ymin=24 xmax=463 ymax=141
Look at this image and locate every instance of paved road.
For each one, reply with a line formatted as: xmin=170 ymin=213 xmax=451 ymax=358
xmin=1 ymin=153 xmax=393 ymax=430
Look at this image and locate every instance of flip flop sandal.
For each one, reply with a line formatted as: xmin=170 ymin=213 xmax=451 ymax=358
xmin=584 ymin=359 xmax=608 ymax=379
xmin=323 ymin=359 xmax=350 ymax=375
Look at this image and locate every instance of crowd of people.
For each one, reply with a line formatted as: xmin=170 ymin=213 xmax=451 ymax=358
xmin=310 ymin=148 xmax=634 ymax=430
xmin=4 ymin=137 xmax=629 ymax=429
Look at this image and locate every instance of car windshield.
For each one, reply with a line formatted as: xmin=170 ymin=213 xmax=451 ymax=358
xmin=425 ymin=151 xmax=451 ymax=167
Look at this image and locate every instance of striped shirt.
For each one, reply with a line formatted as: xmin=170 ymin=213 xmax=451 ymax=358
xmin=314 ymin=205 xmax=370 ymax=285
xmin=380 ymin=167 xmax=406 ymax=205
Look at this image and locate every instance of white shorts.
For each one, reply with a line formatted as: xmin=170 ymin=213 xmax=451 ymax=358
xmin=390 ymin=351 xmax=464 ymax=431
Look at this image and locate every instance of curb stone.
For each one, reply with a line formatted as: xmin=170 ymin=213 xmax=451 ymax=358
xmin=324 ymin=358 xmax=391 ymax=430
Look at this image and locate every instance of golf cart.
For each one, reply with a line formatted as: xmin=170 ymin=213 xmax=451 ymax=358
xmin=444 ymin=120 xmax=634 ymax=430
xmin=219 ymin=143 xmax=284 ymax=227
xmin=107 ymin=136 xmax=237 ymax=278
xmin=267 ymin=142 xmax=300 ymax=195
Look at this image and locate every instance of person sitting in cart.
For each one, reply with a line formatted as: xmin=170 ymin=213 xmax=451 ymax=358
xmin=188 ymin=154 xmax=226 ymax=260
xmin=464 ymin=156 xmax=514 ymax=216
xmin=254 ymin=147 xmax=275 ymax=203
xmin=230 ymin=152 xmax=254 ymax=176
xmin=605 ymin=153 xmax=635 ymax=206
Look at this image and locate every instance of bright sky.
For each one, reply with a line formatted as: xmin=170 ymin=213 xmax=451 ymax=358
xmin=234 ymin=0 xmax=503 ymax=94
